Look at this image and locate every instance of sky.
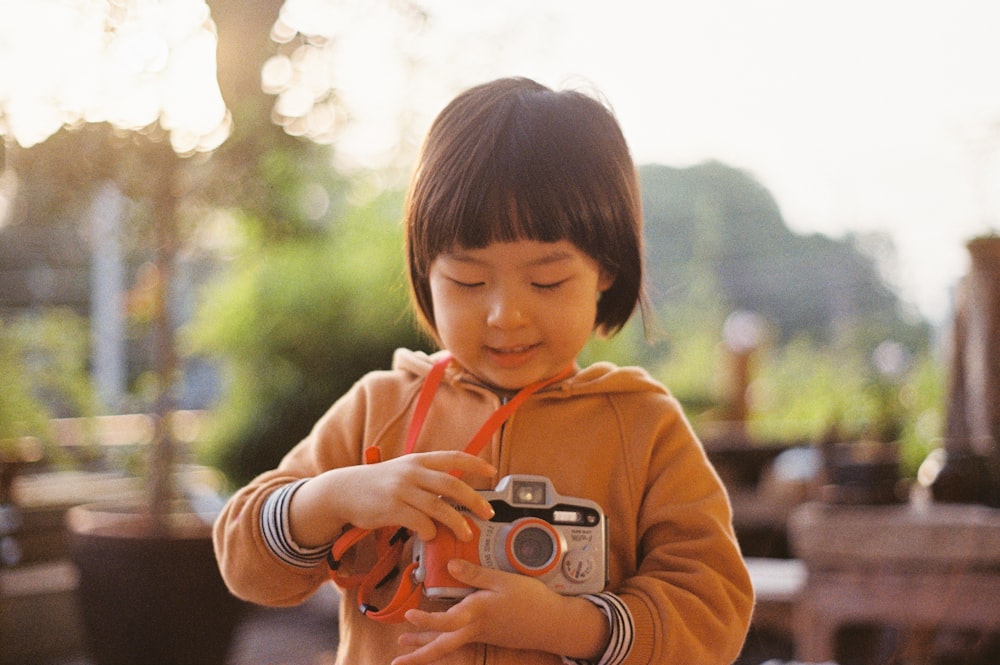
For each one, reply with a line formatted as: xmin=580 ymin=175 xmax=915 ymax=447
xmin=281 ymin=0 xmax=1000 ymax=325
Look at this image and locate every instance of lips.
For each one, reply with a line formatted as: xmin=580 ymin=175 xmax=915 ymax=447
xmin=485 ymin=343 xmax=540 ymax=368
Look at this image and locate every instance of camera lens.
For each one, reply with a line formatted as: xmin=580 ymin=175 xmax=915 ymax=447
xmin=510 ymin=525 xmax=555 ymax=570
xmin=498 ymin=518 xmax=562 ymax=577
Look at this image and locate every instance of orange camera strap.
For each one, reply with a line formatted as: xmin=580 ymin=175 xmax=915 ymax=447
xmin=327 ymin=353 xmax=572 ymax=623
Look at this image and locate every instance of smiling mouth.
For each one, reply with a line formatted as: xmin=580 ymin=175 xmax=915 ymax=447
xmin=485 ymin=343 xmax=541 ymax=367
xmin=488 ymin=343 xmax=539 ymax=355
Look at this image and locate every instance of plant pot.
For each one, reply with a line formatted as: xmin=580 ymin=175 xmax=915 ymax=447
xmin=820 ymin=441 xmax=904 ymax=505
xmin=66 ymin=501 xmax=245 ymax=665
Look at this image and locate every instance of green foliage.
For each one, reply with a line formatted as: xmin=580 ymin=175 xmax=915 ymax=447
xmin=0 ymin=321 xmax=50 ymax=445
xmin=743 ymin=336 xmax=874 ymax=443
xmin=893 ymin=354 xmax=947 ymax=476
xmin=0 ymin=309 xmax=98 ymax=462
xmin=12 ymin=310 xmax=99 ymax=417
xmin=665 ymin=332 xmax=945 ymax=478
xmin=654 ymin=331 xmax=728 ymax=415
xmin=184 ymin=194 xmax=430 ymax=487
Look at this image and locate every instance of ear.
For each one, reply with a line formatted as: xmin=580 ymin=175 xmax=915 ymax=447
xmin=598 ymin=269 xmax=615 ymax=294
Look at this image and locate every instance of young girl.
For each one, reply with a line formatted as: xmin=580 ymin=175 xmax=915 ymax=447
xmin=214 ymin=77 xmax=753 ymax=665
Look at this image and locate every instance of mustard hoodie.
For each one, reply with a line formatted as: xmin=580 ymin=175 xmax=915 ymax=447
xmin=214 ymin=349 xmax=753 ymax=664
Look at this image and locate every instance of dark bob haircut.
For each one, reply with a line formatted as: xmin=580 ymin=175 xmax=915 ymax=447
xmin=405 ymin=77 xmax=645 ymax=338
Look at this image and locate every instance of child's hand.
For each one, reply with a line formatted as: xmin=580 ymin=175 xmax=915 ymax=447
xmin=346 ymin=451 xmax=497 ymax=541
xmin=289 ymin=451 xmax=496 ymax=548
xmin=392 ymin=559 xmax=610 ymax=665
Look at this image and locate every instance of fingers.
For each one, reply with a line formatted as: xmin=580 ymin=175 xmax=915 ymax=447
xmin=370 ymin=452 xmax=496 ymax=542
xmin=440 ymin=560 xmax=516 ymax=598
xmin=413 ymin=492 xmax=470 ymax=542
xmin=399 ymin=452 xmax=496 ymax=520
xmin=418 ymin=451 xmax=497 ymax=490
xmin=446 ymin=559 xmax=489 ymax=587
xmin=393 ymin=608 xmax=474 ymax=665
xmin=426 ymin=465 xmax=496 ymax=521
xmin=391 ymin=634 xmax=459 ymax=665
xmin=401 ymin=608 xmax=456 ymax=634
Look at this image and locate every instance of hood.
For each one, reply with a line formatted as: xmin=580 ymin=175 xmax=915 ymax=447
xmin=390 ymin=347 xmax=668 ymax=400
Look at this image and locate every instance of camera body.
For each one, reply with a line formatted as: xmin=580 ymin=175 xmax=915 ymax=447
xmin=412 ymin=475 xmax=607 ymax=600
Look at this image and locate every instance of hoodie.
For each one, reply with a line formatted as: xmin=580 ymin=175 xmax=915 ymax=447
xmin=213 ymin=349 xmax=753 ymax=664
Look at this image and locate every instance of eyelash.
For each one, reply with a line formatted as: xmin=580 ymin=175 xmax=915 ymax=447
xmin=450 ymin=279 xmax=566 ymax=291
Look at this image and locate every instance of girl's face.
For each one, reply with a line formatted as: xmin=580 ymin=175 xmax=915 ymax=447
xmin=428 ymin=239 xmax=613 ymax=391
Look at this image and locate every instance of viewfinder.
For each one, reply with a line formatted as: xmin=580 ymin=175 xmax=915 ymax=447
xmin=512 ymin=480 xmax=547 ymax=505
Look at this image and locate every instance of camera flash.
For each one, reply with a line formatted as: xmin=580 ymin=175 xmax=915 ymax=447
xmin=553 ymin=510 xmax=582 ymax=524
xmin=512 ymin=480 xmax=547 ymax=505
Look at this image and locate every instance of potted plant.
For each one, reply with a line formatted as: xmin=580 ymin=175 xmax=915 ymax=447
xmin=61 ymin=135 xmax=248 ymax=665
xmin=0 ymin=309 xmax=101 ymax=556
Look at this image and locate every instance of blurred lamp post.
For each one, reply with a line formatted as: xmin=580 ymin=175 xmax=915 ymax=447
xmin=722 ymin=310 xmax=767 ymax=435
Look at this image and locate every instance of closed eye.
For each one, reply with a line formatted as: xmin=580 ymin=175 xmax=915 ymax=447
xmin=451 ymin=278 xmax=485 ymax=289
xmin=532 ymin=279 xmax=569 ymax=291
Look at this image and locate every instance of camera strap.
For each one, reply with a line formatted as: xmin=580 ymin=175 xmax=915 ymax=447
xmin=327 ymin=353 xmax=572 ymax=623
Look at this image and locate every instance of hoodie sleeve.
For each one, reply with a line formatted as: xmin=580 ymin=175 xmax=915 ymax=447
xmin=212 ymin=368 xmax=420 ymax=606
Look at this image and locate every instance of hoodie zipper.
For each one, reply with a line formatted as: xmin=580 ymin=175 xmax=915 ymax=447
xmin=495 ymin=393 xmax=510 ymax=473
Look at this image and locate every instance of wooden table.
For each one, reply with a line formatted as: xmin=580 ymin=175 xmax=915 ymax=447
xmin=787 ymin=500 xmax=1000 ymax=662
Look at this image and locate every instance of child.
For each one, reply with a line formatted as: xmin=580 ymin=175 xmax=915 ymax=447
xmin=214 ymin=77 xmax=753 ymax=665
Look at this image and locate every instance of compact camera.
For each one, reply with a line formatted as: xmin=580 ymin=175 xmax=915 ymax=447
xmin=412 ymin=475 xmax=607 ymax=600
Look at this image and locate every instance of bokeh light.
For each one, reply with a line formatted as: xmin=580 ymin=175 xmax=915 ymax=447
xmin=0 ymin=0 xmax=230 ymax=154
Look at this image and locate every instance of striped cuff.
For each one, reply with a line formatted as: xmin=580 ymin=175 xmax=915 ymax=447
xmin=260 ymin=480 xmax=331 ymax=568
xmin=562 ymin=592 xmax=634 ymax=665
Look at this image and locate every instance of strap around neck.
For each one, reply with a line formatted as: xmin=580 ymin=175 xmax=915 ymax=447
xmin=404 ymin=354 xmax=453 ymax=454
xmin=404 ymin=354 xmax=573 ymax=465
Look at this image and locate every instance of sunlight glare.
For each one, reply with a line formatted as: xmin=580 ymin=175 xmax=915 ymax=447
xmin=0 ymin=0 xmax=230 ymax=154
xmin=264 ymin=0 xmax=426 ymax=160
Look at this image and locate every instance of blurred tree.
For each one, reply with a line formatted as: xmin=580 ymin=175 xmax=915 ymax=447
xmin=184 ymin=194 xmax=429 ymax=486
xmin=176 ymin=0 xmax=436 ymax=485
xmin=202 ymin=0 xmax=353 ymax=241
xmin=641 ymin=161 xmax=931 ymax=352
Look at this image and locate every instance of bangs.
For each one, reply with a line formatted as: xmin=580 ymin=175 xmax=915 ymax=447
xmin=448 ymin=158 xmax=609 ymax=255
xmin=411 ymin=89 xmax=624 ymax=273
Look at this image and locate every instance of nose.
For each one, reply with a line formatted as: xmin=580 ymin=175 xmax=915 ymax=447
xmin=486 ymin=287 xmax=527 ymax=329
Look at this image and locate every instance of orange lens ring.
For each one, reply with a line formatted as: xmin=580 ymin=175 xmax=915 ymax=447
xmin=504 ymin=518 xmax=561 ymax=576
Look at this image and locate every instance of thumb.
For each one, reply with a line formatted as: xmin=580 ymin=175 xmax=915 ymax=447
xmin=447 ymin=558 xmax=493 ymax=588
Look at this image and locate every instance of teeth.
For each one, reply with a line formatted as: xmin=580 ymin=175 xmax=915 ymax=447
xmin=494 ymin=345 xmax=532 ymax=354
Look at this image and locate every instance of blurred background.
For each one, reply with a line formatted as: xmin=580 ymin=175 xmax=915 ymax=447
xmin=1 ymin=1 xmax=999 ymax=664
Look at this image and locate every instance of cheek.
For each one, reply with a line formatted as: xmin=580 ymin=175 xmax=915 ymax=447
xmin=428 ymin=288 xmax=469 ymax=336
xmin=546 ymin=294 xmax=599 ymax=337
xmin=427 ymin=279 xmax=448 ymax=320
